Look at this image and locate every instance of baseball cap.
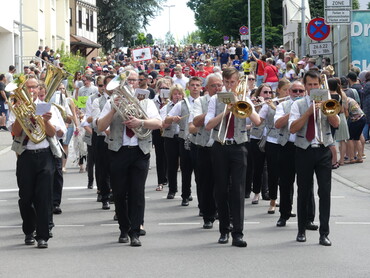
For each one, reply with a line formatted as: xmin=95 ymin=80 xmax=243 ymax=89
xmin=96 ymin=66 xmax=102 ymax=71
xmin=149 ymin=71 xmax=158 ymax=79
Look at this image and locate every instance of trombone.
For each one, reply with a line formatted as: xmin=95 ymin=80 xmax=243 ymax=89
xmin=217 ymin=76 xmax=253 ymax=144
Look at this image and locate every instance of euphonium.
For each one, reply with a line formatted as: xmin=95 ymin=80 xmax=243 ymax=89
xmin=5 ymin=75 xmax=46 ymax=143
xmin=107 ymin=74 xmax=151 ymax=139
xmin=321 ymin=99 xmax=341 ymax=116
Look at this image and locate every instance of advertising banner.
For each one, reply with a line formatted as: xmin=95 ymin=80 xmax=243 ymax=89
xmin=351 ymin=11 xmax=370 ymax=71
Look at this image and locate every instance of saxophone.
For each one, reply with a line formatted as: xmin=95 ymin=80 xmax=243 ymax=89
xmin=107 ymin=74 xmax=151 ymax=139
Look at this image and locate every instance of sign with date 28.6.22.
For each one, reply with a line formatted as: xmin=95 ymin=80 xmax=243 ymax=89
xmin=309 ymin=42 xmax=333 ymax=56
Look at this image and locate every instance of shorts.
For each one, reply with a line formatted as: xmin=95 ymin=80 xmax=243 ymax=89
xmin=63 ymin=125 xmax=74 ymax=145
xmin=349 ymin=116 xmax=366 ymax=140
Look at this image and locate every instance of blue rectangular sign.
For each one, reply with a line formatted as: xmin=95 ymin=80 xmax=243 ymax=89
xmin=351 ymin=11 xmax=370 ymax=71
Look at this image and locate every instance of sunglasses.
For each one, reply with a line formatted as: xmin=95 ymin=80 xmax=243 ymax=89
xmin=98 ymin=84 xmax=104 ymax=87
xmin=248 ymin=78 xmax=255 ymax=81
xmin=292 ymin=89 xmax=305 ymax=93
xmin=139 ymin=78 xmax=146 ymax=81
xmin=262 ymin=90 xmax=272 ymax=94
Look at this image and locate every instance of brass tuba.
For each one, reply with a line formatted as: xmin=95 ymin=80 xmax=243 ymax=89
xmin=232 ymin=76 xmax=252 ymax=119
xmin=107 ymin=74 xmax=151 ymax=139
xmin=5 ymin=75 xmax=46 ymax=143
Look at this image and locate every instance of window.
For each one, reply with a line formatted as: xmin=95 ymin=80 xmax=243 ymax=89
xmin=86 ymin=10 xmax=90 ymax=31
xmin=69 ymin=8 xmax=72 ymax=27
xmin=90 ymin=13 xmax=93 ymax=32
xmin=78 ymin=9 xmax=82 ymax=29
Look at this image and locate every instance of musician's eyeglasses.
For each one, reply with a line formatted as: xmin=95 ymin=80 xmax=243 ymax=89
xmin=98 ymin=84 xmax=104 ymax=87
xmin=58 ymin=88 xmax=66 ymax=90
xmin=160 ymin=87 xmax=169 ymax=90
xmin=292 ymin=89 xmax=305 ymax=93
xmin=210 ymin=84 xmax=223 ymax=88
xmin=248 ymin=78 xmax=255 ymax=81
xmin=261 ymin=90 xmax=272 ymax=94
xmin=127 ymin=79 xmax=138 ymax=82
xmin=139 ymin=78 xmax=146 ymax=81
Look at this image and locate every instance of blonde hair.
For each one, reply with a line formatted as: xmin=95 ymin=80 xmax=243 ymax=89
xmin=169 ymin=84 xmax=185 ymax=101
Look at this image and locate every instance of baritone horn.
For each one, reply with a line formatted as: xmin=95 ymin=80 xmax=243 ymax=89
xmin=5 ymin=75 xmax=46 ymax=143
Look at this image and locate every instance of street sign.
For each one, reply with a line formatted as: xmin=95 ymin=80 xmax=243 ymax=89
xmin=325 ymin=9 xmax=351 ymax=24
xmin=307 ymin=17 xmax=330 ymax=41
xmin=239 ymin=26 xmax=249 ymax=35
xmin=325 ymin=0 xmax=352 ymax=9
xmin=223 ymin=36 xmax=229 ymax=44
xmin=309 ymin=42 xmax=333 ymax=56
xmin=240 ymin=35 xmax=249 ymax=41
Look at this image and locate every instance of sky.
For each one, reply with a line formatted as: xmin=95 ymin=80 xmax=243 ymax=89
xmin=359 ymin=0 xmax=369 ymax=9
xmin=145 ymin=0 xmax=197 ymax=41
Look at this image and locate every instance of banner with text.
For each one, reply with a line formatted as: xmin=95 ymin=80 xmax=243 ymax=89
xmin=351 ymin=11 xmax=370 ymax=71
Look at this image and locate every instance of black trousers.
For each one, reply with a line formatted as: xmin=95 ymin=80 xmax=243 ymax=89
xmin=296 ymin=146 xmax=331 ymax=236
xmin=53 ymin=157 xmax=63 ymax=207
xmin=95 ymin=136 xmax=111 ymax=202
xmin=278 ymin=142 xmax=316 ymax=221
xmin=250 ymin=138 xmax=266 ymax=194
xmin=16 ymin=149 xmax=55 ymax=241
xmin=179 ymin=138 xmax=194 ymax=199
xmin=245 ymin=142 xmax=253 ymax=196
xmin=212 ymin=142 xmax=247 ymax=238
xmin=190 ymin=143 xmax=201 ymax=211
xmin=198 ymin=146 xmax=216 ymax=222
xmin=265 ymin=142 xmax=280 ymax=200
xmin=152 ymin=130 xmax=168 ymax=185
xmin=110 ymin=146 xmax=149 ymax=237
xmin=164 ymin=136 xmax=180 ymax=194
xmin=86 ymin=131 xmax=97 ymax=186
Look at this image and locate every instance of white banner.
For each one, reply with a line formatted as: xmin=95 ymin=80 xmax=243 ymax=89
xmin=132 ymin=47 xmax=152 ymax=62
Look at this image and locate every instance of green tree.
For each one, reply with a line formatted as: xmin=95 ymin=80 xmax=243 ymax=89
xmin=181 ymin=30 xmax=202 ymax=45
xmin=97 ymin=0 xmax=163 ymax=52
xmin=165 ymin=32 xmax=175 ymax=45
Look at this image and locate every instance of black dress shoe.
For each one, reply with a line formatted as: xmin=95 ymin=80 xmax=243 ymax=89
xmin=167 ymin=192 xmax=175 ymax=199
xmin=140 ymin=229 xmax=146 ymax=236
xmin=118 ymin=233 xmax=129 ymax=243
xmin=130 ymin=236 xmax=142 ymax=247
xmin=188 ymin=196 xmax=193 ymax=201
xmin=113 ymin=213 xmax=118 ymax=221
xmin=218 ymin=233 xmax=229 ymax=244
xmin=245 ymin=192 xmax=251 ymax=198
xmin=306 ymin=221 xmax=319 ymax=230
xmin=102 ymin=201 xmax=110 ymax=210
xmin=290 ymin=211 xmax=296 ymax=217
xmin=53 ymin=206 xmax=62 ymax=215
xmin=203 ymin=221 xmax=213 ymax=229
xmin=87 ymin=183 xmax=93 ymax=189
xmin=37 ymin=239 xmax=48 ymax=248
xmin=199 ymin=212 xmax=204 ymax=217
xmin=276 ymin=218 xmax=287 ymax=227
xmin=319 ymin=235 xmax=332 ymax=246
xmin=232 ymin=237 xmax=247 ymax=247
xmin=262 ymin=193 xmax=270 ymax=200
xmin=181 ymin=198 xmax=189 ymax=206
xmin=97 ymin=194 xmax=102 ymax=202
xmin=49 ymin=231 xmax=53 ymax=238
xmin=25 ymin=234 xmax=35 ymax=245
xmin=296 ymin=233 xmax=306 ymax=242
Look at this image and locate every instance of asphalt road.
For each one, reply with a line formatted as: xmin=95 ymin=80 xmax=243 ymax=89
xmin=0 ymin=131 xmax=369 ymax=278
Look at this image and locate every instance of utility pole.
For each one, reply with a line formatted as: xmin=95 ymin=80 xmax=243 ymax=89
xmin=163 ymin=4 xmax=175 ymax=34
xmin=262 ymin=0 xmax=265 ymax=54
xmin=301 ymin=0 xmax=306 ymax=57
xmin=248 ymin=0 xmax=251 ymax=49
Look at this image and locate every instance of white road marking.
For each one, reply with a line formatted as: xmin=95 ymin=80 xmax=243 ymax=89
xmin=0 ymin=200 xmax=7 ymax=202
xmin=335 ymin=222 xmax=370 ymax=225
xmin=67 ymin=198 xmax=97 ymax=201
xmin=158 ymin=222 xmax=201 ymax=225
xmin=0 ymin=225 xmax=21 ymax=228
xmin=55 ymin=224 xmax=85 ymax=227
xmin=100 ymin=224 xmax=119 ymax=227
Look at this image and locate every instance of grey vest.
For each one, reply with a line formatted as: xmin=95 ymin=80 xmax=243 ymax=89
xmin=277 ymin=100 xmax=293 ymax=146
xmin=195 ymin=96 xmax=212 ymax=147
xmin=162 ymin=103 xmax=178 ymax=138
xmin=106 ymin=99 xmax=152 ymax=155
xmin=250 ymin=122 xmax=266 ymax=139
xmin=179 ymin=98 xmax=195 ymax=143
xmin=265 ymin=106 xmax=278 ymax=140
xmin=94 ymin=95 xmax=109 ymax=136
xmin=12 ymin=131 xmax=62 ymax=158
xmin=294 ymin=98 xmax=334 ymax=149
xmin=212 ymin=97 xmax=248 ymax=144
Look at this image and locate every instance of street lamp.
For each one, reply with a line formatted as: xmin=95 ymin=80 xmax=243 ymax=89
xmin=163 ymin=4 xmax=175 ymax=34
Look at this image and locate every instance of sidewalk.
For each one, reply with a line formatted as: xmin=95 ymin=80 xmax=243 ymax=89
xmin=0 ymin=129 xmax=369 ymax=193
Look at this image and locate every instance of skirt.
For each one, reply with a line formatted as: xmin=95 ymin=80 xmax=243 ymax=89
xmin=334 ymin=113 xmax=350 ymax=141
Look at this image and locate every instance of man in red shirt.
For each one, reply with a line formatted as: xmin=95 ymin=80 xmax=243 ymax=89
xmin=183 ymin=58 xmax=196 ymax=76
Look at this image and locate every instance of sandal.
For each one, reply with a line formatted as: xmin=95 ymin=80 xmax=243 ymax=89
xmin=332 ymin=162 xmax=339 ymax=169
xmin=155 ymin=185 xmax=164 ymax=191
xmin=355 ymin=158 xmax=363 ymax=163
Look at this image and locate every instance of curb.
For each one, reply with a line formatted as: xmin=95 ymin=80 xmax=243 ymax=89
xmin=332 ymin=172 xmax=370 ymax=194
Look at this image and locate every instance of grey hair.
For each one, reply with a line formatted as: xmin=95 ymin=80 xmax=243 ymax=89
xmin=205 ymin=73 xmax=222 ymax=87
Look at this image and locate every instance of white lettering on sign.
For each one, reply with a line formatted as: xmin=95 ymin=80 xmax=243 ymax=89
xmin=351 ymin=22 xmax=370 ymax=37
xmin=351 ymin=60 xmax=370 ymax=70
xmin=326 ymin=0 xmax=351 ymax=8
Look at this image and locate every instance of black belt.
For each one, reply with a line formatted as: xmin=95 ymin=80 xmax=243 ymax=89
xmin=25 ymin=147 xmax=50 ymax=154
xmin=122 ymin=145 xmax=139 ymax=149
xmin=224 ymin=140 xmax=237 ymax=145
xmin=309 ymin=144 xmax=324 ymax=149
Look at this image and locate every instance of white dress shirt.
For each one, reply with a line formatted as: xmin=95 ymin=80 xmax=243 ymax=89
xmin=274 ymin=98 xmax=296 ymax=142
xmin=100 ymin=99 xmax=161 ymax=146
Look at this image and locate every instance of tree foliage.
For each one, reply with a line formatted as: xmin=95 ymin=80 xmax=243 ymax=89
xmin=97 ymin=0 xmax=163 ymax=51
xmin=181 ymin=30 xmax=202 ymax=45
xmin=187 ymin=0 xmax=278 ymax=47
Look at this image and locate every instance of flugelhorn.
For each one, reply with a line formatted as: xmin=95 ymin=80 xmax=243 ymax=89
xmin=5 ymin=75 xmax=46 ymax=143
xmin=254 ymin=96 xmax=290 ymax=107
